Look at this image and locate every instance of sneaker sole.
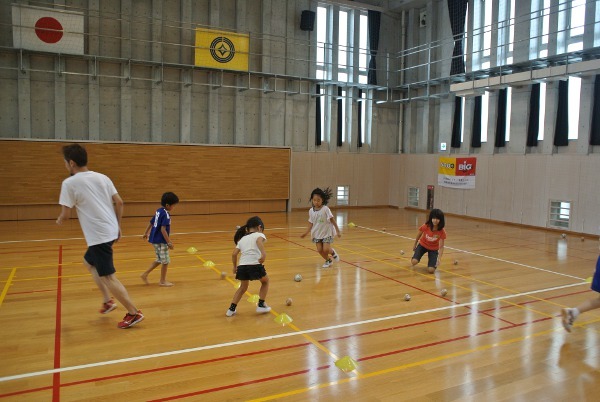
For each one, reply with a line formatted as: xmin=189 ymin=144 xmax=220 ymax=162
xmin=118 ymin=315 xmax=144 ymax=329
xmin=100 ymin=304 xmax=117 ymax=314
xmin=226 ymin=311 xmax=237 ymax=317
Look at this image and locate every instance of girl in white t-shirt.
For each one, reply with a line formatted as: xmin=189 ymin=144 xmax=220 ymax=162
xmin=226 ymin=216 xmax=270 ymax=317
xmin=300 ymin=187 xmax=342 ymax=268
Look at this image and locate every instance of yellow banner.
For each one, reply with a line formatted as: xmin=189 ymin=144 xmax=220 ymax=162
xmin=438 ymin=157 xmax=456 ymax=175
xmin=195 ymin=28 xmax=249 ymax=71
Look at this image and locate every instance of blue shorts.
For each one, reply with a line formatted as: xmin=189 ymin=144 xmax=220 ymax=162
xmin=592 ymin=255 xmax=600 ymax=293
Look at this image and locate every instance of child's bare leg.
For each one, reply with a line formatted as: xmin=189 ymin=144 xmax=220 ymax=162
xmin=258 ymin=275 xmax=269 ymax=300
xmin=159 ymin=263 xmax=173 ymax=286
xmin=85 ymin=260 xmax=111 ymax=302
xmin=316 ymin=243 xmax=329 ymax=260
xmin=411 ymin=258 xmax=419 ymax=266
xmin=141 ymin=261 xmax=160 ymax=284
xmin=100 ymin=274 xmax=138 ymax=314
xmin=574 ymin=296 xmax=600 ymax=316
xmin=231 ymin=281 xmax=249 ymax=305
xmin=322 ymin=243 xmax=333 ymax=258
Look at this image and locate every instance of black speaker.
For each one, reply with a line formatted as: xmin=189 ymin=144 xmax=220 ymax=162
xmin=300 ymin=10 xmax=315 ymax=31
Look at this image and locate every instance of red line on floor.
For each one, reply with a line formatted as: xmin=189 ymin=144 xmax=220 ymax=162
xmin=0 ymin=280 xmax=583 ymax=399
xmin=148 ymin=366 xmax=331 ymax=402
xmin=52 ymin=245 xmax=63 ymax=402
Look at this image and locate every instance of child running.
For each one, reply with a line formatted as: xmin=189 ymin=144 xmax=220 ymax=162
xmin=561 ymin=238 xmax=600 ymax=332
xmin=141 ymin=192 xmax=179 ymax=286
xmin=300 ymin=187 xmax=342 ymax=268
xmin=226 ymin=216 xmax=271 ymax=317
xmin=411 ymin=208 xmax=446 ymax=274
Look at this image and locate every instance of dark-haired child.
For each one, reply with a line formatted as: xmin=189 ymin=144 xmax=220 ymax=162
xmin=141 ymin=192 xmax=179 ymax=286
xmin=226 ymin=216 xmax=270 ymax=317
xmin=411 ymin=208 xmax=446 ymax=273
xmin=300 ymin=187 xmax=342 ymax=268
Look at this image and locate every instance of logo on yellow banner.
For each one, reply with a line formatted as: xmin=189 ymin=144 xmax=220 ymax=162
xmin=438 ymin=157 xmax=456 ymax=175
xmin=195 ymin=28 xmax=249 ymax=71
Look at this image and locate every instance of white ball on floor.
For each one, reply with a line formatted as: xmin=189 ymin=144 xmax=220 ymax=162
xmin=561 ymin=233 xmax=566 ymax=239
xmin=400 ymin=250 xmax=405 ymax=255
xmin=294 ymin=274 xmax=302 ymax=282
xmin=286 ymin=298 xmax=293 ymax=306
xmin=220 ymin=272 xmax=226 ymax=279
xmin=441 ymin=288 xmax=447 ymax=297
xmin=404 ymin=293 xmax=411 ymax=301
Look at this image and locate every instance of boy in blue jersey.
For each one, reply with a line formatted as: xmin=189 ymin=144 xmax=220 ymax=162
xmin=141 ymin=192 xmax=179 ymax=286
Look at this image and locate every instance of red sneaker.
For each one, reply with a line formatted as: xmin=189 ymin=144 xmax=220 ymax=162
xmin=118 ymin=310 xmax=144 ymax=329
xmin=100 ymin=298 xmax=117 ymax=314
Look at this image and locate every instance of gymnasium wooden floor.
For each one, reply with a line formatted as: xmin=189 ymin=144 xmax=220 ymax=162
xmin=1 ymin=208 xmax=599 ymax=401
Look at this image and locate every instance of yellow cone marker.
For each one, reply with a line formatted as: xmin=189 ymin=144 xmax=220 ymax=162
xmin=348 ymin=222 xmax=356 ymax=228
xmin=203 ymin=260 xmax=215 ymax=267
xmin=586 ymin=277 xmax=592 ymax=283
xmin=274 ymin=313 xmax=293 ymax=325
xmin=186 ymin=246 xmax=197 ymax=254
xmin=335 ymin=356 xmax=358 ymax=372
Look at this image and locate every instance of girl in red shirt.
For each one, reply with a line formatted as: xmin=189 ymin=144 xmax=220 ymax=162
xmin=411 ymin=209 xmax=446 ymax=273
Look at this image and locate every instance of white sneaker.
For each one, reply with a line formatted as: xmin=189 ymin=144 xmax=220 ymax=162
xmin=256 ymin=305 xmax=271 ymax=313
xmin=322 ymin=259 xmax=332 ymax=268
xmin=332 ymin=252 xmax=340 ymax=262
xmin=226 ymin=309 xmax=237 ymax=317
xmin=561 ymin=308 xmax=575 ymax=332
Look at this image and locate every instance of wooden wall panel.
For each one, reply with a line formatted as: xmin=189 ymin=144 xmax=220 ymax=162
xmin=0 ymin=140 xmax=290 ymax=220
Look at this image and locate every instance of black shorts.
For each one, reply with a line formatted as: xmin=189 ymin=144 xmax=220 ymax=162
xmin=235 ymin=264 xmax=267 ymax=281
xmin=412 ymin=244 xmax=439 ymax=268
xmin=84 ymin=241 xmax=117 ymax=277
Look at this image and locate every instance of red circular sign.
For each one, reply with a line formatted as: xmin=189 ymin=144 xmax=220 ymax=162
xmin=35 ymin=17 xmax=63 ymax=44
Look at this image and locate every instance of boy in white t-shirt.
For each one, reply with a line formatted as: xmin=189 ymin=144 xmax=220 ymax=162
xmin=226 ymin=216 xmax=270 ymax=317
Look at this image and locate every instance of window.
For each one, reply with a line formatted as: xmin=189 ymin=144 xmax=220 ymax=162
xmin=472 ymin=0 xmax=492 ymax=71
xmin=460 ymin=97 xmax=466 ymax=143
xmin=318 ymin=85 xmax=325 ymax=143
xmin=557 ymin=0 xmax=585 ymax=54
xmin=568 ymin=76 xmax=581 ymax=140
xmin=316 ymin=6 xmax=331 ymax=81
xmin=506 ymin=87 xmax=512 ymax=141
xmin=481 ymin=91 xmax=489 ymax=142
xmin=359 ymin=90 xmax=366 ymax=144
xmin=538 ymin=82 xmax=546 ymax=140
xmin=358 ymin=13 xmax=369 ymax=84
xmin=338 ymin=10 xmax=350 ymax=82
xmin=337 ymin=185 xmax=349 ymax=205
xmin=341 ymin=89 xmax=346 ymax=142
xmin=408 ymin=187 xmax=420 ymax=207
xmin=549 ymin=200 xmax=571 ymax=229
xmin=497 ymin=0 xmax=515 ymax=65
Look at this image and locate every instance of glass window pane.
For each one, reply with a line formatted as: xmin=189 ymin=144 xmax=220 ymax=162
xmin=538 ymin=83 xmax=546 ymax=141
xmin=481 ymin=92 xmax=489 ymax=143
xmin=359 ymin=14 xmax=368 ymax=70
xmin=568 ymin=77 xmax=581 ymax=140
